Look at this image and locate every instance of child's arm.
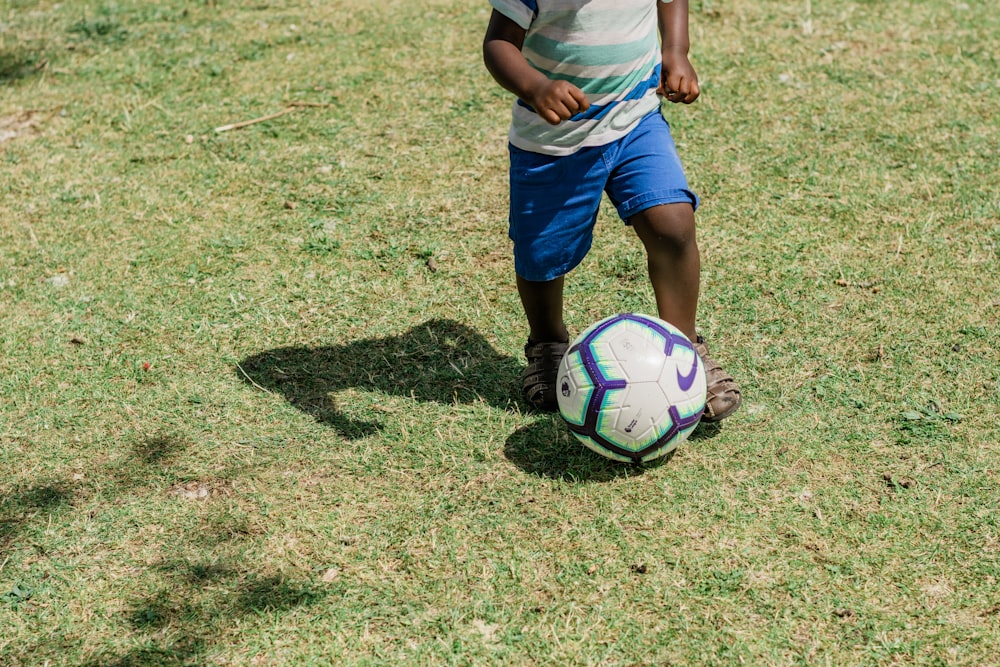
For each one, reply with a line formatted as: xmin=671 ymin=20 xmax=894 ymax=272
xmin=658 ymin=0 xmax=700 ymax=104
xmin=483 ymin=10 xmax=590 ymax=125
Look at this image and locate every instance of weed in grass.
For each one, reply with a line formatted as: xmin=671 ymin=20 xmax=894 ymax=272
xmin=67 ymin=13 xmax=127 ymax=44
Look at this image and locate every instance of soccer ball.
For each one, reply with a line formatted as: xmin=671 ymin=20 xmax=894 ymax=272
xmin=556 ymin=313 xmax=706 ymax=463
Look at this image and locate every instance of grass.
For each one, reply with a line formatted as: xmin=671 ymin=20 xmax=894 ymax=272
xmin=1 ymin=0 xmax=999 ymax=664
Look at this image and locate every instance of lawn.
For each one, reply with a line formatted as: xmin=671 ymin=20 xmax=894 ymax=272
xmin=1 ymin=0 xmax=998 ymax=664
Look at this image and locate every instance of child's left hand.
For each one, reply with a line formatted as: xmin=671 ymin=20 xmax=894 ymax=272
xmin=659 ymin=51 xmax=700 ymax=104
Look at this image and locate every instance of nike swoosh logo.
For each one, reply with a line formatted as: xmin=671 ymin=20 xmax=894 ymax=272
xmin=676 ymin=352 xmax=699 ymax=392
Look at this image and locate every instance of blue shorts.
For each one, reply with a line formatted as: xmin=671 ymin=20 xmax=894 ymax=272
xmin=508 ymin=111 xmax=699 ymax=282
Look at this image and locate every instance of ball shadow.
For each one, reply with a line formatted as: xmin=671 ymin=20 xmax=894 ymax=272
xmin=503 ymin=416 xmax=682 ymax=483
xmin=237 ymin=318 xmax=522 ymax=438
xmin=687 ymin=419 xmax=723 ymax=442
xmin=503 ymin=411 xmax=727 ymax=482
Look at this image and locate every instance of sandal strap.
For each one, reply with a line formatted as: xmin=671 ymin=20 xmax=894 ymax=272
xmin=522 ymin=340 xmax=568 ymax=411
xmin=525 ymin=340 xmax=569 ymax=362
xmin=694 ymin=336 xmax=742 ymax=422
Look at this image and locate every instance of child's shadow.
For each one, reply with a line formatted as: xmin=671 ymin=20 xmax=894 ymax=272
xmin=237 ymin=319 xmax=521 ymax=439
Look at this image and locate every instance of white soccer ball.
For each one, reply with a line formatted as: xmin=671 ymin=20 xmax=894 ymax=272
xmin=557 ymin=313 xmax=706 ymax=463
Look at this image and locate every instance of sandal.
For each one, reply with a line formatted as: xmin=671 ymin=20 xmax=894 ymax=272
xmin=693 ymin=336 xmax=742 ymax=422
xmin=522 ymin=339 xmax=569 ymax=412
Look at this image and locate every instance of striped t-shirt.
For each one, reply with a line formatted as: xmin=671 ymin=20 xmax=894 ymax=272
xmin=489 ymin=0 xmax=663 ymax=156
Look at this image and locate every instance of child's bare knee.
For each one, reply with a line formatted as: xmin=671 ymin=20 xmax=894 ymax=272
xmin=633 ymin=204 xmax=696 ymax=253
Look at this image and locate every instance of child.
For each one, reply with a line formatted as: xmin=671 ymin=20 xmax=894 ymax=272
xmin=483 ymin=0 xmax=741 ymax=421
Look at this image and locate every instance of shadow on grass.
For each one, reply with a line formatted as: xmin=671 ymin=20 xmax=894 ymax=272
xmin=504 ymin=416 xmax=681 ymax=482
xmin=2 ymin=432 xmax=327 ymax=667
xmin=0 ymin=482 xmax=75 ymax=552
xmin=237 ymin=318 xmax=522 ymax=438
xmin=505 ymin=415 xmax=719 ymax=482
xmin=133 ymin=433 xmax=187 ymax=464
xmin=0 ymin=433 xmax=190 ymax=563
xmin=688 ymin=419 xmax=723 ymax=443
xmin=0 ymin=48 xmax=46 ymax=83
xmin=85 ymin=567 xmax=326 ymax=667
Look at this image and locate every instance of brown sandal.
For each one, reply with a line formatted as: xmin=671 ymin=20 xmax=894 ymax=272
xmin=693 ymin=336 xmax=742 ymax=422
xmin=522 ymin=340 xmax=569 ymax=412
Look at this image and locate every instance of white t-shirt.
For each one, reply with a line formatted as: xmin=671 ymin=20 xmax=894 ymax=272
xmin=489 ymin=0 xmax=663 ymax=155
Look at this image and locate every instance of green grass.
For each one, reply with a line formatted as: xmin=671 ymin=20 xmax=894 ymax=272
xmin=2 ymin=0 xmax=999 ymax=664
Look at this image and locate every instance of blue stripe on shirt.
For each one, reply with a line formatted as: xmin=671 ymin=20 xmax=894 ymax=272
xmin=516 ymin=64 xmax=660 ymax=122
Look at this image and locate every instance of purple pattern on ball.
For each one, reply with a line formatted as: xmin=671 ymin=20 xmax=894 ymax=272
xmin=565 ymin=314 xmax=701 ymax=462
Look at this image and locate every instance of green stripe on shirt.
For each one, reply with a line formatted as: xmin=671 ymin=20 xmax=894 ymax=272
xmin=530 ymin=54 xmax=660 ymax=96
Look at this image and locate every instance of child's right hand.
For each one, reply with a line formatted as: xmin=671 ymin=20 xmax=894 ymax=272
xmin=483 ymin=10 xmax=588 ymax=125
xmin=525 ymin=79 xmax=590 ymax=125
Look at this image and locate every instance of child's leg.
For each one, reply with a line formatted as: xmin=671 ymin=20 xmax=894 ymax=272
xmin=516 ymin=275 xmax=569 ymax=344
xmin=517 ymin=275 xmax=570 ymax=412
xmin=631 ymin=202 xmax=742 ymax=422
xmin=630 ymin=202 xmax=700 ymax=341
xmin=507 ymin=143 xmax=605 ymax=412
